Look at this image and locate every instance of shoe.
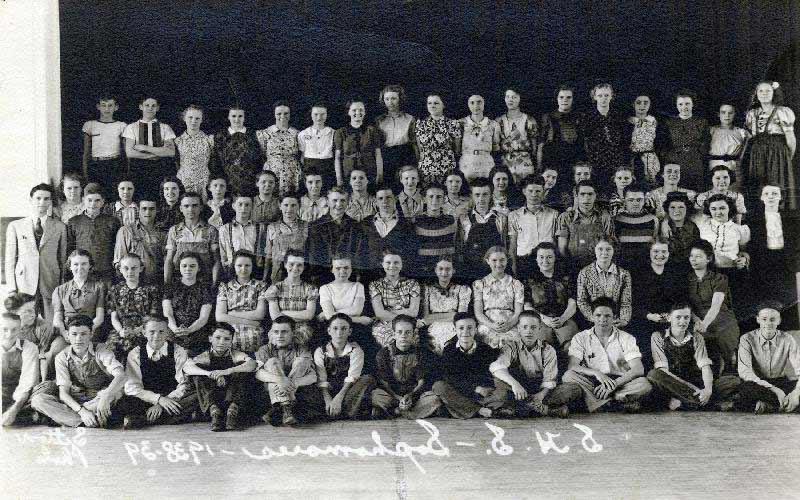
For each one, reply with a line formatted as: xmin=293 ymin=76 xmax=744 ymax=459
xmin=668 ymin=398 xmax=682 ymax=411
xmin=753 ymin=401 xmax=777 ymax=415
xmin=495 ymin=407 xmax=516 ymax=418
xmin=547 ymin=405 xmax=570 ymax=419
xmin=123 ymin=415 xmax=146 ymax=430
xmin=622 ymin=398 xmax=642 ymax=414
xmin=717 ymin=400 xmax=735 ymax=412
xmin=282 ymin=404 xmax=297 ymax=426
xmin=210 ymin=411 xmax=225 ymax=432
xmin=477 ymin=407 xmax=492 ymax=418
xmin=226 ymin=404 xmax=240 ymax=431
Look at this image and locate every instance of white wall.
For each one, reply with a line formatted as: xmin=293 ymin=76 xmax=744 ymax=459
xmin=0 ymin=0 xmax=61 ymax=218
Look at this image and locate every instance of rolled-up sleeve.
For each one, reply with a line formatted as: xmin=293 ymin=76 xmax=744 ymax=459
xmin=97 ymin=346 xmax=124 ymax=378
xmin=13 ymin=342 xmax=40 ymax=401
xmin=345 ymin=344 xmax=364 ymax=383
xmin=541 ymin=345 xmax=558 ymax=389
xmin=313 ymin=347 xmax=329 ymax=388
xmin=489 ymin=345 xmax=514 ymax=374
xmin=54 ymin=351 xmax=72 ymax=388
xmin=693 ymin=334 xmax=713 ymax=369
xmin=651 ymin=333 xmax=669 ymax=370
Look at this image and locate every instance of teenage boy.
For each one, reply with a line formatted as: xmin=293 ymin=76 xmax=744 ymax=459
xmin=183 ymin=323 xmax=257 ymax=431
xmin=219 ymin=194 xmax=260 ymax=279
xmin=164 ymin=191 xmax=221 ymax=285
xmin=30 ymin=315 xmax=126 ymax=428
xmin=255 ymin=316 xmax=321 ymax=426
xmin=556 ymin=180 xmax=614 ymax=271
xmin=488 ymin=311 xmax=581 ymax=417
xmin=413 ymin=184 xmax=458 ymax=280
xmin=1 ymin=313 xmax=39 ymax=426
xmin=114 ymin=195 xmax=165 ymax=285
xmin=123 ymin=96 xmax=176 ymax=201
xmin=118 ymin=316 xmax=198 ymax=428
xmin=458 ymin=177 xmax=507 ymax=283
xmin=614 ymin=183 xmax=658 ymax=273
xmin=397 ymin=165 xmax=425 ymax=221
xmin=67 ymin=183 xmax=122 ymax=285
xmin=361 ymin=184 xmax=415 ymax=281
xmin=562 ymin=297 xmax=652 ymax=413
xmin=371 ymin=315 xmax=441 ymax=419
xmin=647 ymin=303 xmax=741 ymax=411
xmin=82 ymin=95 xmax=127 ymax=191
xmin=305 ymin=187 xmax=368 ymax=284
xmin=432 ymin=312 xmax=499 ymax=419
xmin=737 ymin=303 xmax=800 ymax=414
xmin=508 ymin=175 xmax=558 ymax=279
xmin=5 ymin=183 xmax=68 ymax=322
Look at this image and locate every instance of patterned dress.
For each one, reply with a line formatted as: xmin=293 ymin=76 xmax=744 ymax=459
xmin=582 ymin=109 xmax=627 ymax=194
xmin=422 ymin=283 xmax=472 ymax=355
xmin=210 ymin=128 xmax=263 ymax=198
xmin=257 ymin=125 xmax=302 ymax=196
xmin=411 ymin=116 xmax=461 ymax=186
xmin=217 ymin=279 xmax=268 ymax=353
xmin=265 ymin=280 xmax=319 ymax=345
xmin=106 ymin=283 xmax=162 ymax=357
xmin=175 ymin=131 xmax=214 ymax=196
xmin=473 ymin=274 xmax=524 ymax=348
xmin=497 ymin=113 xmax=538 ymax=180
xmin=628 ymin=116 xmax=661 ymax=185
xmin=369 ymin=277 xmax=421 ymax=347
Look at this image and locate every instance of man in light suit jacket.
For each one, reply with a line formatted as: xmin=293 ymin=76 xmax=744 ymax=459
xmin=5 ymin=184 xmax=68 ymax=321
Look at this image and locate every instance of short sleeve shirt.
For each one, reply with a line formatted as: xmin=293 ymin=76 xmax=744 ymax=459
xmin=568 ymin=327 xmax=641 ymax=376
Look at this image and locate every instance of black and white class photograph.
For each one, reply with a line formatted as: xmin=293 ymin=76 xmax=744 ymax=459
xmin=1 ymin=0 xmax=800 ymax=498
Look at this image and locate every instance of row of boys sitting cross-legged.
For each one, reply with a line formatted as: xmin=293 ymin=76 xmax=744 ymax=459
xmin=2 ymin=295 xmax=798 ymax=431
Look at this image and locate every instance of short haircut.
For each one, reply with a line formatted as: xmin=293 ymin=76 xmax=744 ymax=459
xmin=668 ymin=301 xmax=692 ymax=313
xmin=590 ymin=297 xmax=617 ymax=313
xmin=143 ymin=315 xmax=169 ymax=328
xmin=532 ymin=241 xmax=558 ymax=258
xmin=555 ymin=84 xmax=575 ymax=97
xmin=453 ymin=311 xmax=477 ymax=325
xmin=30 ymin=183 xmax=55 ymax=198
xmin=257 ymin=170 xmax=278 ymax=183
xmin=283 ymin=248 xmax=305 ymax=264
xmin=118 ymin=253 xmax=143 ymax=266
xmin=4 ymin=292 xmax=36 ymax=312
xmin=702 ymin=193 xmax=737 ymax=217
xmin=469 ymin=177 xmax=492 ymax=192
xmin=310 ymin=102 xmax=327 ymax=111
xmin=623 ymin=183 xmax=648 ymax=198
xmin=399 ymin=165 xmax=418 ymax=176
xmin=373 ymin=182 xmax=395 ymax=195
xmin=518 ymin=310 xmax=541 ymax=322
xmin=213 ymin=322 xmax=236 ymax=336
xmin=520 ymin=175 xmax=546 ymax=190
xmin=67 ymin=249 xmax=94 ymax=267
xmin=327 ymin=186 xmax=349 ymax=198
xmin=280 ymin=191 xmax=301 ymax=202
xmin=232 ymin=249 xmax=256 ymax=266
xmin=139 ymin=96 xmax=159 ymax=105
xmin=329 ymin=313 xmax=353 ymax=328
xmin=331 ymin=252 xmax=353 ymax=263
xmin=425 ymin=183 xmax=445 ymax=195
xmin=574 ymin=179 xmax=597 ymax=195
xmin=96 ymin=95 xmax=117 ymax=104
xmin=345 ymin=98 xmax=365 ymax=111
xmin=392 ymin=314 xmax=416 ymax=330
xmin=756 ymin=300 xmax=783 ymax=315
xmin=381 ymin=247 xmax=403 ymax=260
xmin=689 ymin=239 xmax=715 ymax=263
xmin=273 ymin=100 xmax=290 ymax=111
xmin=180 ymin=191 xmax=202 ymax=205
xmin=178 ymin=251 xmax=202 ymax=265
xmin=83 ymin=183 xmax=105 ymax=197
xmin=271 ymin=315 xmax=296 ymax=329
xmin=590 ymin=83 xmax=614 ymax=100
xmin=66 ymin=314 xmax=94 ymax=331
xmin=572 ymin=161 xmax=593 ymax=172
xmin=181 ymin=104 xmax=204 ymax=118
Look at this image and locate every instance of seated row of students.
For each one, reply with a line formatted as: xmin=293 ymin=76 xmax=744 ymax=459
xmin=3 ymin=297 xmax=797 ymax=431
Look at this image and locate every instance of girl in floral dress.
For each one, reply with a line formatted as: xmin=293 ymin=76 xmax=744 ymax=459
xmin=257 ymin=101 xmax=302 ymax=196
xmin=175 ymin=104 xmax=213 ymax=198
xmin=496 ymin=87 xmax=538 ymax=183
xmin=419 ymin=257 xmax=471 ymax=355
xmin=745 ymin=81 xmax=797 ymax=208
xmin=410 ymin=93 xmax=461 ymax=187
xmin=626 ymin=93 xmax=666 ymax=187
xmin=473 ymin=246 xmax=524 ymax=348
xmin=107 ymin=254 xmax=161 ymax=361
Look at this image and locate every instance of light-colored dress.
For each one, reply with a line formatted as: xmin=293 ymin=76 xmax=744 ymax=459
xmin=708 ymin=126 xmax=749 ymax=192
xmin=257 ymin=125 xmax=302 ymax=196
xmin=175 ymin=131 xmax=214 ymax=196
xmin=473 ymin=274 xmax=524 ymax=348
xmin=423 ymin=283 xmax=471 ymax=355
xmin=459 ymin=116 xmax=499 ymax=180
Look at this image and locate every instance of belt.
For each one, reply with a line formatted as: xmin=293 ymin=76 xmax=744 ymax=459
xmin=708 ymin=154 xmax=738 ymax=161
xmin=468 ymin=149 xmax=491 ymax=155
xmin=91 ymin=155 xmax=120 ymax=161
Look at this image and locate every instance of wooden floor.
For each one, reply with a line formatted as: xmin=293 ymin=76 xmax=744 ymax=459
xmin=2 ymin=412 xmax=799 ymax=499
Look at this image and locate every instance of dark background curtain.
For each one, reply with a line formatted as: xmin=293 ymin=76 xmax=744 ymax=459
xmin=59 ymin=0 xmax=800 ymax=171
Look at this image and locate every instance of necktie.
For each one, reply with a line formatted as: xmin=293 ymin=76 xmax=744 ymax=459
xmin=34 ymin=218 xmax=43 ymax=248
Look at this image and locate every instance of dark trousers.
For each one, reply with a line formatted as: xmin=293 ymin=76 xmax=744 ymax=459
xmin=263 ymin=384 xmax=325 ymax=424
xmin=192 ymin=374 xmax=247 ymax=414
xmin=115 ymin=393 xmax=199 ymax=424
xmin=432 ymin=380 xmax=493 ymax=419
xmin=737 ymin=377 xmax=797 ymax=412
xmin=129 ymin=158 xmax=175 ymax=202
xmin=86 ymin=157 xmax=125 ymax=199
xmin=647 ymin=369 xmax=741 ymax=409
xmin=489 ymin=375 xmax=583 ymax=416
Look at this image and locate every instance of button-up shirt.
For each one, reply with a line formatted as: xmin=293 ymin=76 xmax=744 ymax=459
xmin=165 ymin=220 xmax=219 ymax=264
xmin=313 ymin=341 xmax=364 ymax=388
xmin=252 ymin=195 xmax=281 ymax=225
xmin=124 ymin=342 xmax=190 ymax=404
xmin=576 ymin=262 xmax=632 ymax=324
xmin=346 ymin=193 xmax=377 ymax=222
xmin=55 ymin=343 xmax=124 ymax=391
xmin=113 ymin=221 xmax=165 ymax=282
xmin=218 ymin=219 xmax=259 ymax=267
xmin=298 ymin=126 xmax=335 ymax=159
xmin=373 ymin=212 xmax=399 ymax=237
xmin=568 ymin=327 xmax=641 ymax=376
xmin=459 ymin=208 xmax=508 ymax=243
xmin=376 ymin=112 xmax=415 ymax=147
xmin=1 ymin=338 xmax=39 ymax=401
xmin=490 ymin=339 xmax=558 ymax=389
xmin=217 ymin=279 xmax=268 ymax=312
xmin=68 ymin=212 xmax=122 ymax=275
xmin=397 ymin=191 xmax=424 ymax=221
xmin=508 ymin=205 xmax=558 ymax=256
xmin=738 ymin=329 xmax=800 ymax=387
xmin=299 ymin=196 xmax=329 ymax=223
xmin=651 ymin=330 xmax=712 ymax=371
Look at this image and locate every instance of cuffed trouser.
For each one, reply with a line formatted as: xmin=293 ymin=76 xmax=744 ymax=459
xmin=646 ymin=369 xmax=741 ymax=409
xmin=192 ymin=374 xmax=246 ymax=414
xmin=737 ymin=377 xmax=798 ymax=412
xmin=562 ymin=370 xmax=652 ymax=412
xmin=322 ymin=375 xmax=376 ymax=419
xmin=114 ymin=393 xmax=199 ymax=425
xmin=30 ymin=380 xmax=122 ymax=427
xmin=488 ymin=377 xmax=583 ymax=416
xmin=431 ymin=380 xmax=495 ymax=419
xmin=371 ymin=388 xmax=441 ymax=419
